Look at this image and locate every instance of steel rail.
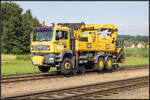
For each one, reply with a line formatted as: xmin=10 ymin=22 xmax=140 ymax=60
xmin=2 ymin=75 xmax=149 ymax=99
xmin=1 ymin=64 xmax=149 ymax=83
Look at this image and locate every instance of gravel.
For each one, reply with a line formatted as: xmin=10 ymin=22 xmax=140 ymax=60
xmin=1 ymin=68 xmax=149 ymax=98
xmin=99 ymin=86 xmax=149 ymax=99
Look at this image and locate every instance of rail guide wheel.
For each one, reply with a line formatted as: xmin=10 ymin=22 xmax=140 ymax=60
xmin=96 ymin=57 xmax=105 ymax=71
xmin=72 ymin=67 xmax=78 ymax=75
xmin=105 ymin=57 xmax=114 ymax=71
xmin=112 ymin=64 xmax=120 ymax=71
xmin=38 ymin=66 xmax=50 ymax=73
xmin=61 ymin=58 xmax=73 ymax=75
xmin=79 ymin=65 xmax=86 ymax=74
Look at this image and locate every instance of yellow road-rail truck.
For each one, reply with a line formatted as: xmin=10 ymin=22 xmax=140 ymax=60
xmin=30 ymin=22 xmax=125 ymax=74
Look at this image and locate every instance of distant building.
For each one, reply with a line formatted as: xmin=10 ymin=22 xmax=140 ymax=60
xmin=124 ymin=41 xmax=135 ymax=48
xmin=136 ymin=42 xmax=146 ymax=48
xmin=146 ymin=42 xmax=149 ymax=48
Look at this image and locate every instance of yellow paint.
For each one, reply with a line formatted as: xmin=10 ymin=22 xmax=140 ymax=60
xmin=99 ymin=60 xmax=104 ymax=68
xmin=107 ymin=59 xmax=112 ymax=68
xmin=75 ymin=24 xmax=117 ymax=52
xmin=31 ymin=26 xmax=70 ymax=54
xmin=116 ymin=48 xmax=121 ymax=53
xmin=31 ymin=24 xmax=118 ymax=54
xmin=65 ymin=62 xmax=70 ymax=69
xmin=32 ymin=56 xmax=44 ymax=65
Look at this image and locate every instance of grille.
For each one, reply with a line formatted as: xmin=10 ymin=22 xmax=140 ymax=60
xmin=33 ymin=45 xmax=49 ymax=51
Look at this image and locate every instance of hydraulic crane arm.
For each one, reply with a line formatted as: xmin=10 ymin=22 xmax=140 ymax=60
xmin=98 ymin=24 xmax=118 ymax=41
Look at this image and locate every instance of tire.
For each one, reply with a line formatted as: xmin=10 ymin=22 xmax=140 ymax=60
xmin=38 ymin=66 xmax=50 ymax=73
xmin=61 ymin=58 xmax=73 ymax=75
xmin=105 ymin=57 xmax=114 ymax=71
xmin=96 ymin=57 xmax=105 ymax=71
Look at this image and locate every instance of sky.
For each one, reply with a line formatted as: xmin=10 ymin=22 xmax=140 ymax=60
xmin=14 ymin=1 xmax=149 ymax=36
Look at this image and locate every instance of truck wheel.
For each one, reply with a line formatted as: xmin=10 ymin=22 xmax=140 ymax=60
xmin=38 ymin=66 xmax=50 ymax=73
xmin=61 ymin=58 xmax=73 ymax=75
xmin=96 ymin=57 xmax=105 ymax=71
xmin=105 ymin=57 xmax=114 ymax=71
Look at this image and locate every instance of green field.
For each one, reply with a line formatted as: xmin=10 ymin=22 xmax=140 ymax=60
xmin=125 ymin=48 xmax=149 ymax=57
xmin=1 ymin=48 xmax=149 ymax=76
xmin=119 ymin=57 xmax=149 ymax=66
xmin=1 ymin=61 xmax=56 ymax=76
xmin=2 ymin=57 xmax=149 ymax=76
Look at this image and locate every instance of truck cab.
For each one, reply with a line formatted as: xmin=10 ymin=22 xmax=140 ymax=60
xmin=30 ymin=25 xmax=70 ymax=72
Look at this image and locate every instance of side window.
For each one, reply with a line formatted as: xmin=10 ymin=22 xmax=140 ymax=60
xmin=98 ymin=29 xmax=111 ymax=36
xmin=62 ymin=31 xmax=68 ymax=39
xmin=81 ymin=31 xmax=93 ymax=35
xmin=56 ymin=30 xmax=68 ymax=40
xmin=81 ymin=32 xmax=89 ymax=35
xmin=65 ymin=31 xmax=68 ymax=39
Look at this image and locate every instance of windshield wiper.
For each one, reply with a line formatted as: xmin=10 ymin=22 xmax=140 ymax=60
xmin=41 ymin=39 xmax=49 ymax=41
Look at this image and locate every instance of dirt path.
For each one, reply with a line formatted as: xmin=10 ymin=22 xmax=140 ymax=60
xmin=1 ymin=68 xmax=149 ymax=98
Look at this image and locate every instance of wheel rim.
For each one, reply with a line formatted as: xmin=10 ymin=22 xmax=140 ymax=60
xmin=107 ymin=59 xmax=112 ymax=68
xmin=65 ymin=62 xmax=70 ymax=70
xmin=99 ymin=60 xmax=104 ymax=68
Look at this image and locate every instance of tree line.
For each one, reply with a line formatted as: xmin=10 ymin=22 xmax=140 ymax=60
xmin=2 ymin=2 xmax=41 ymax=54
xmin=117 ymin=35 xmax=149 ymax=44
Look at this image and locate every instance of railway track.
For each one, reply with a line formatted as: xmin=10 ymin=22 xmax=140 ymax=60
xmin=1 ymin=64 xmax=149 ymax=83
xmin=3 ymin=75 xmax=149 ymax=99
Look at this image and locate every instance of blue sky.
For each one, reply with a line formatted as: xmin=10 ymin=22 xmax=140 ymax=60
xmin=14 ymin=1 xmax=149 ymax=36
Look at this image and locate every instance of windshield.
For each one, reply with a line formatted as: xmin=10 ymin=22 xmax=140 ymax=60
xmin=33 ymin=30 xmax=53 ymax=42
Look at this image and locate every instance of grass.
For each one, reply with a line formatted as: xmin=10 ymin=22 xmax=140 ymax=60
xmin=1 ymin=54 xmax=30 ymax=61
xmin=1 ymin=57 xmax=149 ymax=76
xmin=1 ymin=54 xmax=16 ymax=61
xmin=119 ymin=57 xmax=149 ymax=66
xmin=1 ymin=54 xmax=57 ymax=76
xmin=125 ymin=48 xmax=149 ymax=57
xmin=2 ymin=61 xmax=39 ymax=76
xmin=1 ymin=61 xmax=56 ymax=76
xmin=1 ymin=49 xmax=149 ymax=76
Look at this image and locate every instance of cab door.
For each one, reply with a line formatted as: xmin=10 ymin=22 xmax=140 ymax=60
xmin=87 ymin=31 xmax=94 ymax=50
xmin=56 ymin=30 xmax=69 ymax=52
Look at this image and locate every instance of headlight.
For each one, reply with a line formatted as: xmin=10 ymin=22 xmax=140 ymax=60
xmin=49 ymin=58 xmax=54 ymax=63
xmin=31 ymin=45 xmax=34 ymax=50
xmin=47 ymin=45 xmax=50 ymax=50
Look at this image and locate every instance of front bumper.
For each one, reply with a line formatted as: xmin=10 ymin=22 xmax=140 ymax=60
xmin=31 ymin=53 xmax=59 ymax=66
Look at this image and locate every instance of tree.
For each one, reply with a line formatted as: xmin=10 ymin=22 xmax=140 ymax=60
xmin=21 ymin=10 xmax=41 ymax=54
xmin=2 ymin=2 xmax=41 ymax=54
xmin=117 ymin=34 xmax=148 ymax=43
xmin=2 ymin=2 xmax=23 ymax=54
